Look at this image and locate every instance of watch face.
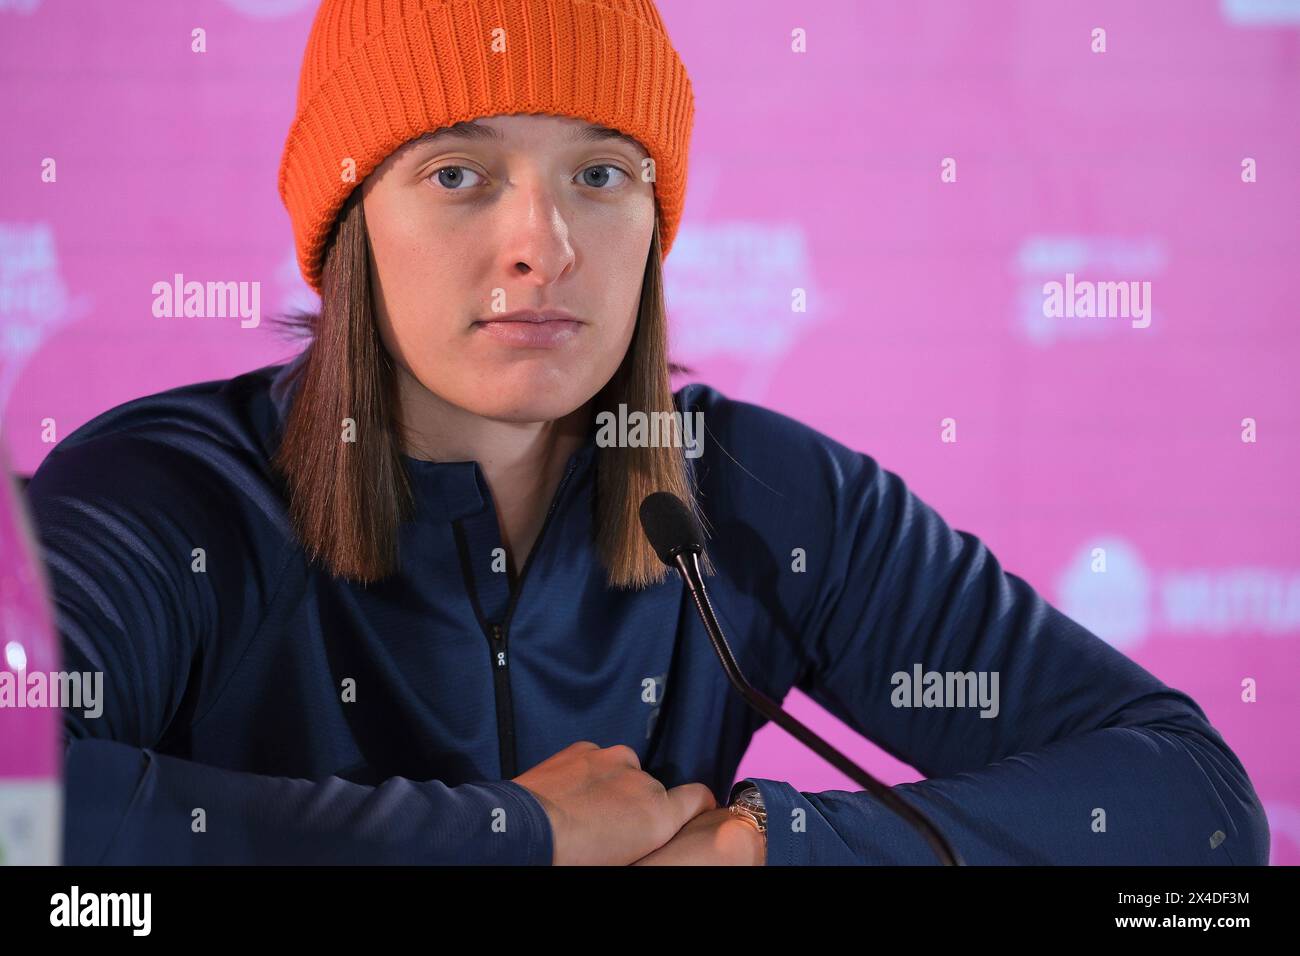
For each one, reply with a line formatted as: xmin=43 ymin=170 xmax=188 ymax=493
xmin=733 ymin=788 xmax=766 ymax=830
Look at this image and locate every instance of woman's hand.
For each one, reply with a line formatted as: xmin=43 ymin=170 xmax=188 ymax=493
xmin=631 ymin=807 xmax=766 ymax=865
xmin=514 ymin=741 xmax=717 ymax=865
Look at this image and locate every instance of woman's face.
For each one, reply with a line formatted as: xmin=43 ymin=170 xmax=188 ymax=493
xmin=360 ymin=112 xmax=657 ymax=425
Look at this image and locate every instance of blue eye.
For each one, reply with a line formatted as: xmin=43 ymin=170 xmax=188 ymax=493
xmin=431 ymin=166 xmax=483 ymax=190
xmin=578 ymin=164 xmax=629 ymax=188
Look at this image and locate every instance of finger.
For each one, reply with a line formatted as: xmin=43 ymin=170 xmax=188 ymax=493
xmin=663 ymin=782 xmax=717 ymax=831
xmin=605 ymin=743 xmax=641 ymax=769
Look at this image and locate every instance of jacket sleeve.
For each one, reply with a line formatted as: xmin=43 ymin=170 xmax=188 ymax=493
xmin=736 ymin=444 xmax=1270 ymax=866
xmin=61 ymin=739 xmax=553 ymax=865
xmin=27 ymin=434 xmax=553 ymax=865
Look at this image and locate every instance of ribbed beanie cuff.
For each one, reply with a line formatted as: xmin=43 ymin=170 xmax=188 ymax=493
xmin=279 ymin=0 xmax=694 ymax=293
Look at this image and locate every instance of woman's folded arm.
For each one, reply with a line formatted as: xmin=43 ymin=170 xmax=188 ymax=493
xmin=30 ymin=434 xmax=552 ymax=865
xmin=741 ymin=434 xmax=1269 ymax=865
xmin=62 ymin=736 xmax=553 ymax=865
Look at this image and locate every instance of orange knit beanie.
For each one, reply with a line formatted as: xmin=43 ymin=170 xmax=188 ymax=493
xmin=278 ymin=0 xmax=695 ymax=294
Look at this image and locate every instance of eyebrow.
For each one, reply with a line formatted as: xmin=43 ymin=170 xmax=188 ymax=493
xmin=408 ymin=120 xmax=646 ymax=154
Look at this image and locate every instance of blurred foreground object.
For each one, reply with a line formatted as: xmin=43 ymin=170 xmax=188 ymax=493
xmin=0 ymin=436 xmax=61 ymax=865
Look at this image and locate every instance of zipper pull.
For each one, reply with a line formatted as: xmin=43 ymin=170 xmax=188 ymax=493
xmin=492 ymin=623 xmax=507 ymax=667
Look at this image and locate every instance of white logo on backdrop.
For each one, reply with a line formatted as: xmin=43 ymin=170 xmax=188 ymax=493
xmin=664 ymin=222 xmax=830 ymax=397
xmin=0 ymin=223 xmax=92 ymax=415
xmin=1058 ymin=537 xmax=1153 ymax=650
xmin=1057 ymin=537 xmax=1300 ymax=650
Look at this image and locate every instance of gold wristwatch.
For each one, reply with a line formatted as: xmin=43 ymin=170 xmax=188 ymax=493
xmin=727 ymin=784 xmax=767 ymax=841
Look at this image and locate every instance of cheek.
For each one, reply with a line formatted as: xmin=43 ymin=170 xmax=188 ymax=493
xmin=603 ymin=241 xmax=649 ymax=338
xmin=371 ymin=226 xmax=440 ymax=308
xmin=575 ymin=212 xmax=653 ymax=370
xmin=369 ymin=257 xmax=476 ymax=398
xmin=370 ymin=223 xmax=475 ymax=348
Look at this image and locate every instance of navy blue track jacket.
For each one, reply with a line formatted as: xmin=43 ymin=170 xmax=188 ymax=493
xmin=24 ymin=356 xmax=1270 ymax=865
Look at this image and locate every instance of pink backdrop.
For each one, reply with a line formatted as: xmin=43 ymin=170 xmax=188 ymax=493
xmin=1 ymin=0 xmax=1296 ymax=863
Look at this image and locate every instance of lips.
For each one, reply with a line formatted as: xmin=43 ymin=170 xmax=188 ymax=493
xmin=473 ymin=311 xmax=583 ymax=348
xmin=476 ymin=309 xmax=580 ymax=324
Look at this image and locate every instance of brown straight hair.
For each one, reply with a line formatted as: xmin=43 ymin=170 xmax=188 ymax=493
xmin=270 ymin=188 xmax=714 ymax=590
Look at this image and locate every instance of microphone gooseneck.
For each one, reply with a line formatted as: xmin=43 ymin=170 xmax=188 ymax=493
xmin=638 ymin=491 xmax=964 ymax=867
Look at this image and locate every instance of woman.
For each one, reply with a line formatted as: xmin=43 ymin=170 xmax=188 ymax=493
xmin=26 ymin=0 xmax=1268 ymax=866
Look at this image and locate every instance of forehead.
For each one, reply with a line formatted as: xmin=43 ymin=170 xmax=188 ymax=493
xmin=408 ymin=117 xmax=647 ymax=154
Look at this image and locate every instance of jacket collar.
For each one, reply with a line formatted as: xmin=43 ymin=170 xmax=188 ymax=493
xmin=402 ymin=428 xmax=598 ymax=522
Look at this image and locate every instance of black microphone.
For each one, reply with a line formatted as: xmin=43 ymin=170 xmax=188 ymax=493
xmin=638 ymin=490 xmax=964 ymax=866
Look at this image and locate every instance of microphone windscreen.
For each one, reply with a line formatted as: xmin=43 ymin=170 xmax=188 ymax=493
xmin=638 ymin=491 xmax=704 ymax=566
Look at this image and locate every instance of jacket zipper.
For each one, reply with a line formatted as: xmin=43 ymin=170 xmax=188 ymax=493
xmin=460 ymin=453 xmax=584 ymax=780
xmin=486 ymin=621 xmax=513 ymax=778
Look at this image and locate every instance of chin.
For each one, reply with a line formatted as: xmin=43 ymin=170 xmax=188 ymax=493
xmin=470 ymin=387 xmax=591 ymax=425
xmin=471 ymin=363 xmax=601 ymax=423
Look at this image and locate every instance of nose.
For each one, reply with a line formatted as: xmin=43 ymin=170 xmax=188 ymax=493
xmin=499 ymin=170 xmax=576 ymax=286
